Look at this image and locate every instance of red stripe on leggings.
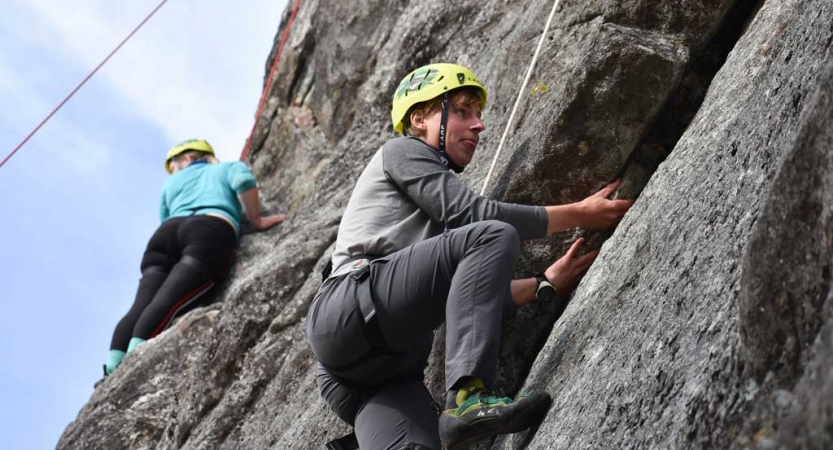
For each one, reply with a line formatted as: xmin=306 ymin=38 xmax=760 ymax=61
xmin=150 ymin=280 xmax=214 ymax=338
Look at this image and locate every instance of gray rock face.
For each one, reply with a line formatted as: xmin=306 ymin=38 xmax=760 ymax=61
xmin=740 ymin=52 xmax=833 ymax=389
xmin=738 ymin=52 xmax=833 ymax=450
xmin=57 ymin=0 xmax=833 ymax=449
xmin=517 ymin=1 xmax=833 ymax=449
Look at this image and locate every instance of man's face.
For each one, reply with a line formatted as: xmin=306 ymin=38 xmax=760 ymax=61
xmin=421 ymin=101 xmax=485 ymax=167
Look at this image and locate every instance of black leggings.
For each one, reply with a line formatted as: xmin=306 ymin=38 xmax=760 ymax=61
xmin=109 ymin=215 xmax=237 ymax=351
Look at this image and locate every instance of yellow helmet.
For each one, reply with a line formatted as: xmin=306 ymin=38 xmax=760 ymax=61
xmin=165 ymin=139 xmax=215 ymax=173
xmin=391 ymin=63 xmax=487 ymax=134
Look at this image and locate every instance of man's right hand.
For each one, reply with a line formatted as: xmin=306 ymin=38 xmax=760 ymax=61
xmin=544 ymin=179 xmax=634 ymax=234
xmin=576 ymin=179 xmax=634 ymax=229
xmin=254 ymin=214 xmax=288 ymax=230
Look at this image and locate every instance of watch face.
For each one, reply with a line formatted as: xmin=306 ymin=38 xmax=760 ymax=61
xmin=537 ymin=283 xmax=556 ymax=301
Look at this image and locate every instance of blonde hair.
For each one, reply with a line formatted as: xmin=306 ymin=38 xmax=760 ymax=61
xmin=403 ymin=87 xmax=484 ymax=137
xmin=172 ymin=150 xmax=219 ymax=165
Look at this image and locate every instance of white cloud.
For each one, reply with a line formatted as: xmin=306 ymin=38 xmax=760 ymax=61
xmin=0 ymin=56 xmax=50 ymax=130
xmin=9 ymin=0 xmax=288 ymax=162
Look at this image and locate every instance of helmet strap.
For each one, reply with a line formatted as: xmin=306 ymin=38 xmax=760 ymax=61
xmin=437 ymin=92 xmax=464 ymax=173
xmin=439 ymin=92 xmax=448 ymax=154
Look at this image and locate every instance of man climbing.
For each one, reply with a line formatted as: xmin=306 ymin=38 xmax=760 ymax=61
xmin=306 ymin=63 xmax=632 ymax=449
xmin=103 ymin=139 xmax=286 ymax=376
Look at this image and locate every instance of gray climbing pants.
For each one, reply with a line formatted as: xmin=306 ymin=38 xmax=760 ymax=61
xmin=307 ymin=220 xmax=520 ymax=449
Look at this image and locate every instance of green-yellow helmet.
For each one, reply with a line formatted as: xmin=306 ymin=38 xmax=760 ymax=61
xmin=165 ymin=139 xmax=215 ymax=173
xmin=391 ymin=63 xmax=487 ymax=134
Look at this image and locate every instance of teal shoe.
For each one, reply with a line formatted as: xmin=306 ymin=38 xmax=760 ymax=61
xmin=439 ymin=380 xmax=552 ymax=449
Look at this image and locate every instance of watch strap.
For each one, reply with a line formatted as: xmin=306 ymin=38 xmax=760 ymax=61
xmin=534 ymin=273 xmax=556 ymax=301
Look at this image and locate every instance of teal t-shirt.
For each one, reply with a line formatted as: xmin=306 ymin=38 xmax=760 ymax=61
xmin=159 ymin=161 xmax=257 ymax=234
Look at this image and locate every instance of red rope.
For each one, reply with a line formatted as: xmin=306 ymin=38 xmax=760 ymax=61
xmin=239 ymin=0 xmax=303 ymax=162
xmin=0 ymin=0 xmax=171 ymax=170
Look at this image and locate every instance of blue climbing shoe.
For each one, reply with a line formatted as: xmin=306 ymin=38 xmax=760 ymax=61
xmin=439 ymin=379 xmax=552 ymax=449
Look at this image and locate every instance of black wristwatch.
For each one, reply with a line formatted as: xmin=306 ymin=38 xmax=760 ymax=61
xmin=534 ymin=274 xmax=557 ymax=301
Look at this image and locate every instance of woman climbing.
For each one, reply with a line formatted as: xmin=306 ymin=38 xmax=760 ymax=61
xmin=103 ymin=139 xmax=286 ymax=376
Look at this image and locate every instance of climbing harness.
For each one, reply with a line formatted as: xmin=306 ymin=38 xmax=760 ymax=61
xmin=479 ymin=0 xmax=563 ymax=195
xmin=239 ymin=0 xmax=303 ymax=162
xmin=1 ymin=0 xmax=171 ymax=170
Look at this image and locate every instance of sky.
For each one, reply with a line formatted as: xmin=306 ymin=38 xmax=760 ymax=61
xmin=0 ymin=1 xmax=288 ymax=448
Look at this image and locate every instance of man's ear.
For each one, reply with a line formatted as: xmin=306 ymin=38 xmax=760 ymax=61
xmin=409 ymin=110 xmax=428 ymax=134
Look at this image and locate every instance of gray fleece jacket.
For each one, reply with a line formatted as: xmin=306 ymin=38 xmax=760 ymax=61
xmin=330 ymin=137 xmax=548 ymax=277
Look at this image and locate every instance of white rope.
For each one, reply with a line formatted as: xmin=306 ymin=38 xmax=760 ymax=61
xmin=479 ymin=0 xmax=562 ymax=196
